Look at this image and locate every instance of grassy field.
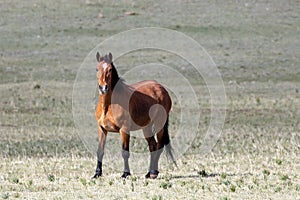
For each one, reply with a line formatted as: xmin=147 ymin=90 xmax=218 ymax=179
xmin=1 ymin=0 xmax=300 ymax=199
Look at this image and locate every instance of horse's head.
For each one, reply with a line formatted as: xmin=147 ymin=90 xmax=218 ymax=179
xmin=96 ymin=52 xmax=119 ymax=95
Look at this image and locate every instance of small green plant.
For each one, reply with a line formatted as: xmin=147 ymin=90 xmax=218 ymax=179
xmin=131 ymin=182 xmax=134 ymax=192
xmin=201 ymin=185 xmax=205 ymax=190
xmin=222 ymin=180 xmax=230 ymax=186
xmin=256 ymin=97 xmax=260 ymax=105
xmin=152 ymin=195 xmax=162 ymax=200
xmin=274 ymin=186 xmax=282 ymax=193
xmin=262 ymin=169 xmax=270 ymax=180
xmin=108 ymin=180 xmax=113 ymax=186
xmin=207 ymin=185 xmax=211 ymax=192
xmin=229 ymin=185 xmax=236 ymax=192
xmin=11 ymin=177 xmax=19 ymax=184
xmin=221 ymin=173 xmax=227 ymax=179
xmin=160 ymin=181 xmax=172 ymax=189
xmin=163 ymin=174 xmax=172 ymax=182
xmin=237 ymin=178 xmax=244 ymax=187
xmin=295 ymin=184 xmax=300 ymax=191
xmin=280 ymin=174 xmax=289 ymax=181
xmin=28 ymin=180 xmax=33 ymax=186
xmin=143 ymin=180 xmax=149 ymax=186
xmin=80 ymin=178 xmax=87 ymax=186
xmin=160 ymin=182 xmax=168 ymax=189
xmin=252 ymin=177 xmax=258 ymax=186
xmin=130 ymin=176 xmax=137 ymax=182
xmin=14 ymin=192 xmax=20 ymax=198
xmin=48 ymin=174 xmax=55 ymax=182
xmin=89 ymin=179 xmax=96 ymax=186
xmin=1 ymin=193 xmax=9 ymax=199
xmin=262 ymin=169 xmax=270 ymax=176
xmin=275 ymin=159 xmax=282 ymax=165
xmin=180 ymin=181 xmax=186 ymax=187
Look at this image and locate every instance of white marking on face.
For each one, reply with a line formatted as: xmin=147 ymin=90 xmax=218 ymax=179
xmin=102 ymin=63 xmax=108 ymax=70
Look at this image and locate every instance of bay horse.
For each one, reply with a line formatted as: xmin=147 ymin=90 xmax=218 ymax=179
xmin=93 ymin=52 xmax=176 ymax=179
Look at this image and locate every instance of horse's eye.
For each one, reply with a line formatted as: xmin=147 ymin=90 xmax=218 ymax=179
xmin=109 ymin=68 xmax=112 ymax=73
xmin=96 ymin=68 xmax=98 ymax=72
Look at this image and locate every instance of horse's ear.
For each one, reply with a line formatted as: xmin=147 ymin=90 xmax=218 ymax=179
xmin=108 ymin=52 xmax=113 ymax=62
xmin=96 ymin=52 xmax=101 ymax=62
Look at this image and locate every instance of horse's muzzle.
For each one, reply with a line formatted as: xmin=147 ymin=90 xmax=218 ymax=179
xmin=98 ymin=84 xmax=108 ymax=95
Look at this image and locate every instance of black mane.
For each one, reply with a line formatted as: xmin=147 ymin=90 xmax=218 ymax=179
xmin=110 ymin=62 xmax=120 ymax=89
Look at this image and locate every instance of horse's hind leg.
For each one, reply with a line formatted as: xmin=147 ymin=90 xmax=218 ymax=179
xmin=151 ymin=129 xmax=165 ymax=178
xmin=143 ymin=125 xmax=160 ymax=179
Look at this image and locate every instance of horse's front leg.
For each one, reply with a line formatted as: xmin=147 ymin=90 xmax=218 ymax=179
xmin=93 ymin=126 xmax=107 ymax=178
xmin=120 ymin=129 xmax=131 ymax=178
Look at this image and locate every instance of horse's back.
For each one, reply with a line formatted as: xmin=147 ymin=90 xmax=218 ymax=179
xmin=130 ymin=80 xmax=172 ymax=113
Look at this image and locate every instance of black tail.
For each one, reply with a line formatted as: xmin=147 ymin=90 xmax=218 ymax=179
xmin=162 ymin=116 xmax=177 ymax=167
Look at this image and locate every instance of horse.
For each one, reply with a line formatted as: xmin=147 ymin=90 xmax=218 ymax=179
xmin=92 ymin=52 xmax=176 ymax=179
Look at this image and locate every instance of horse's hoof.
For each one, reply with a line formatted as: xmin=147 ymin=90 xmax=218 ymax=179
xmin=121 ymin=172 xmax=131 ymax=178
xmin=92 ymin=172 xmax=102 ymax=179
xmin=145 ymin=170 xmax=159 ymax=179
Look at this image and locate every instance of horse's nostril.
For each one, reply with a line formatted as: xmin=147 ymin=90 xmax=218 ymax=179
xmin=98 ymin=84 xmax=108 ymax=94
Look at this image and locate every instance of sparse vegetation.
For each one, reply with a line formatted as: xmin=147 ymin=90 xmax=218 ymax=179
xmin=11 ymin=177 xmax=19 ymax=184
xmin=160 ymin=181 xmax=172 ymax=189
xmin=229 ymin=185 xmax=236 ymax=192
xmin=275 ymin=159 xmax=283 ymax=165
xmin=0 ymin=0 xmax=299 ymax=199
xmin=48 ymin=174 xmax=55 ymax=182
xmin=1 ymin=193 xmax=9 ymax=200
xmin=80 ymin=178 xmax=87 ymax=186
xmin=221 ymin=173 xmax=227 ymax=179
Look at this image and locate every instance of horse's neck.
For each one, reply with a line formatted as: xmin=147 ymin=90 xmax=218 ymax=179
xmin=98 ymin=94 xmax=111 ymax=114
xmin=98 ymin=81 xmax=132 ymax=112
xmin=114 ymin=81 xmax=132 ymax=98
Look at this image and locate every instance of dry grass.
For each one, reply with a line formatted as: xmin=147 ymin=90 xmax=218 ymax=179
xmin=0 ymin=153 xmax=299 ymax=199
xmin=1 ymin=0 xmax=300 ymax=199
